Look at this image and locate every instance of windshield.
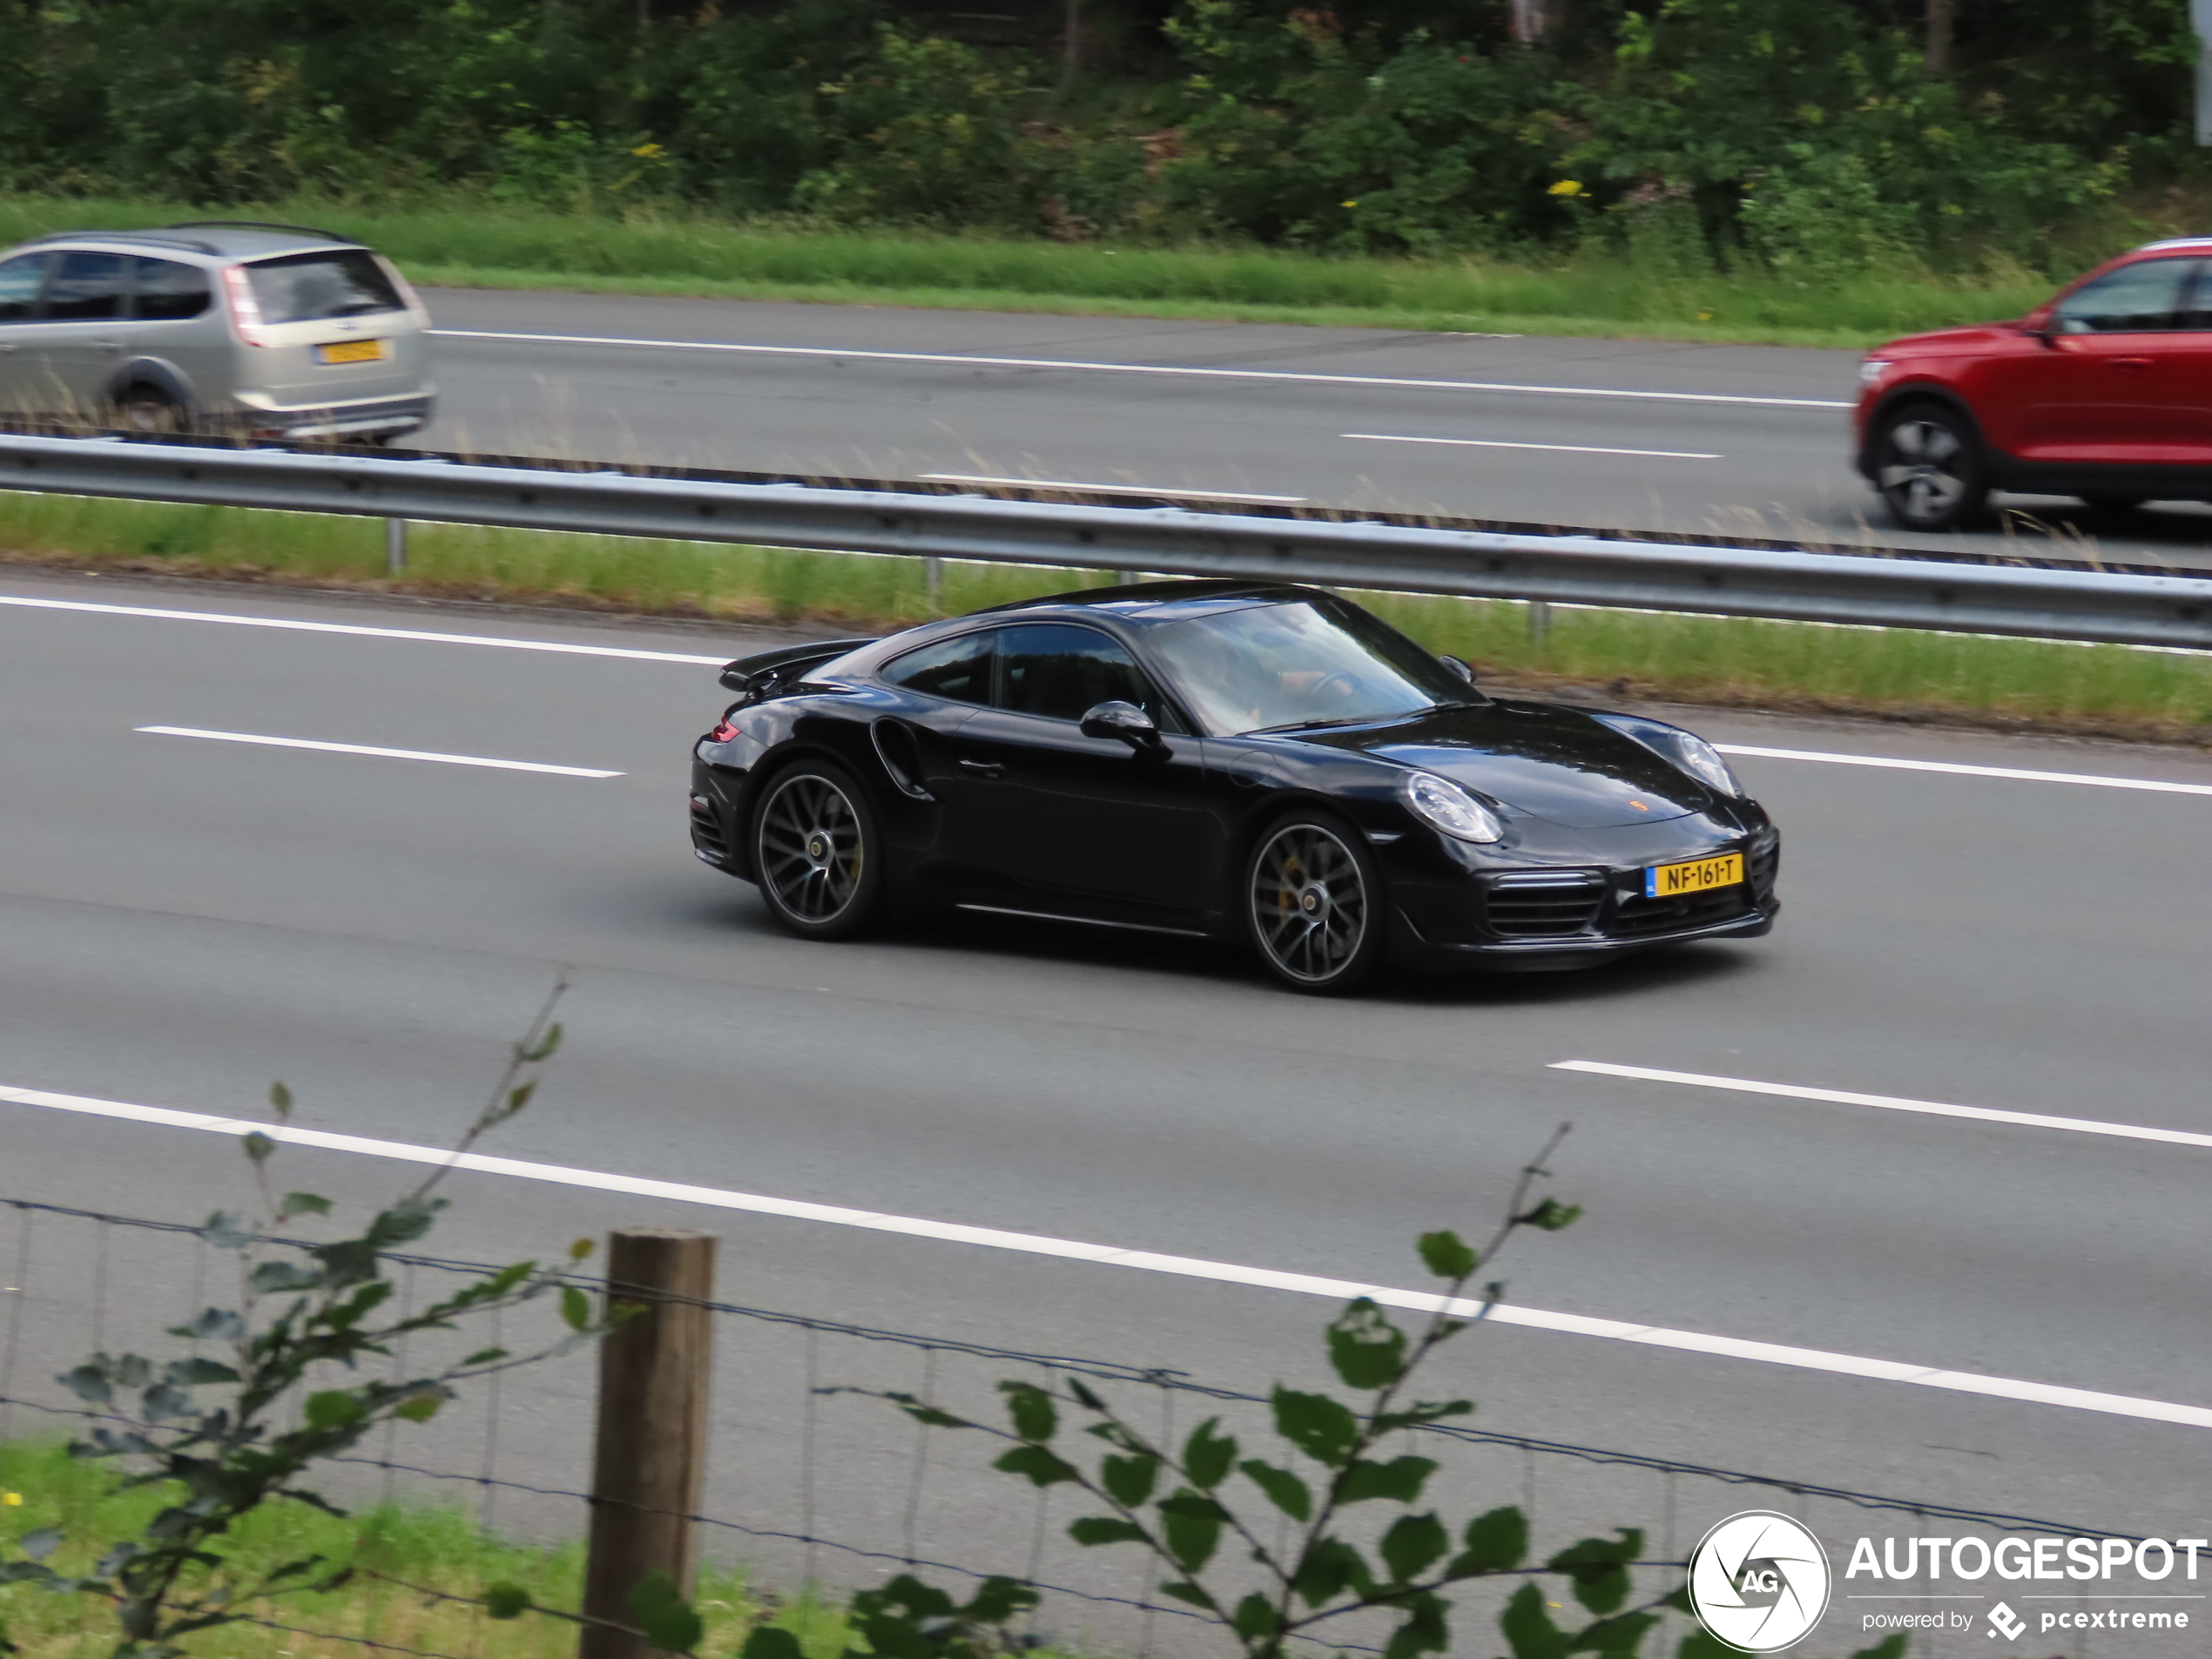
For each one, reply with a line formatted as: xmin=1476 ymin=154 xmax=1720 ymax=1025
xmin=1150 ymin=599 xmax=1477 ymax=735
xmin=243 ymin=249 xmax=404 ymax=323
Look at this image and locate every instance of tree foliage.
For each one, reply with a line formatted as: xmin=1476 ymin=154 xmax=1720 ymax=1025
xmin=0 ymin=0 xmax=2194 ymax=267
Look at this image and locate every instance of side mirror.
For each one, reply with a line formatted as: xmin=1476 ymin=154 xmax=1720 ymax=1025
xmin=1080 ymin=699 xmax=1162 ymax=750
xmin=1438 ymin=653 xmax=1475 ymax=685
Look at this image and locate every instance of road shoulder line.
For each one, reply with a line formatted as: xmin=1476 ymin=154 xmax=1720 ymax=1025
xmin=4 ymin=1079 xmax=2207 ymax=1432
xmin=1550 ymin=1060 xmax=2212 ymax=1150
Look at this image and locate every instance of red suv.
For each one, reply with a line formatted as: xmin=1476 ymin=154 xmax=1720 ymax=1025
xmin=1855 ymin=239 xmax=2212 ymax=530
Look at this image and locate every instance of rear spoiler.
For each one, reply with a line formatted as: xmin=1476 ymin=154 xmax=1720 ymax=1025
xmin=718 ymin=637 xmax=879 ymax=697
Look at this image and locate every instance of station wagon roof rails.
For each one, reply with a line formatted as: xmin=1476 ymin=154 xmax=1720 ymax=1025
xmin=19 ymin=229 xmax=223 ymax=255
xmin=165 ymin=219 xmax=353 ymax=243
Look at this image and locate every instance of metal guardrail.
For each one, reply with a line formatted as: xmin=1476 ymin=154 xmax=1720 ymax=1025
xmin=6 ymin=431 xmax=2212 ymax=649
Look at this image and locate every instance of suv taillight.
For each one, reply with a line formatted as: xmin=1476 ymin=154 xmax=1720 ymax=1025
xmin=221 ymin=266 xmax=266 ymax=346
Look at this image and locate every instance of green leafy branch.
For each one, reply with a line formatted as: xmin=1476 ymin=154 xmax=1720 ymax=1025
xmin=0 ymin=977 xmax=624 ymax=1659
xmin=800 ymin=1127 xmax=1906 ymax=1659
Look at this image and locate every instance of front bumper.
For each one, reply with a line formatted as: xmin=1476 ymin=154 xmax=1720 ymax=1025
xmin=1382 ymin=826 xmax=1781 ymax=973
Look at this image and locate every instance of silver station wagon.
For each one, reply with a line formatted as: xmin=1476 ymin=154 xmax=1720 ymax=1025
xmin=0 ymin=220 xmax=434 ymax=442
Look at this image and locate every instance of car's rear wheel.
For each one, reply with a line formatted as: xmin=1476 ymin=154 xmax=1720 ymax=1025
xmin=1872 ymin=402 xmax=1987 ymax=531
xmin=113 ymin=386 xmax=186 ymax=434
xmin=751 ymin=761 xmax=885 ymax=940
xmin=1245 ymin=811 xmax=1386 ymax=995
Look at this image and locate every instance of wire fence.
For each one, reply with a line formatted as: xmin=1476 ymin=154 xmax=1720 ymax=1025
xmin=0 ymin=1197 xmax=2146 ymax=1659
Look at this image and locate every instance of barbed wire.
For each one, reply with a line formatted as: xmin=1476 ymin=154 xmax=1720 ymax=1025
xmin=0 ymin=1195 xmax=2134 ymax=1542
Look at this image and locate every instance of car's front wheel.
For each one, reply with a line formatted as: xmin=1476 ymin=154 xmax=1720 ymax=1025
xmin=1872 ymin=402 xmax=1987 ymax=531
xmin=751 ymin=761 xmax=885 ymax=940
xmin=1245 ymin=812 xmax=1386 ymax=995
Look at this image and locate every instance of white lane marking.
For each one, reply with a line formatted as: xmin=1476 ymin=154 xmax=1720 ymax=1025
xmin=1716 ymin=742 xmax=2212 ymax=798
xmin=4 ymin=1080 xmax=2207 ymax=1431
xmin=136 ymin=726 xmax=623 ymax=778
xmin=430 ymin=329 xmax=1854 ymax=411
xmin=921 ymin=473 xmax=1306 ymax=504
xmin=0 ymin=595 xmax=726 ymax=665
xmin=1551 ymin=1061 xmax=2212 ymax=1153
xmin=1344 ymin=432 xmax=1723 ymax=461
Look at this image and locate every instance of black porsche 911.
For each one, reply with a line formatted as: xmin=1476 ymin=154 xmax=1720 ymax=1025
xmin=688 ymin=579 xmax=1779 ymax=994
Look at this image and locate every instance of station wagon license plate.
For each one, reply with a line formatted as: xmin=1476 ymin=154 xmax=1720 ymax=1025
xmin=314 ymin=340 xmax=388 ymax=365
xmin=1644 ymin=852 xmax=1743 ymax=899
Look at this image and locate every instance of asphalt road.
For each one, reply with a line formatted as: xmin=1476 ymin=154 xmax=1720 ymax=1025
xmin=416 ymin=287 xmax=2212 ymax=566
xmin=3 ymin=567 xmax=2209 ymax=1655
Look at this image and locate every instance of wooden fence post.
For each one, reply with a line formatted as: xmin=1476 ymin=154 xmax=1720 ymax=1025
xmin=580 ymin=1228 xmax=718 ymax=1659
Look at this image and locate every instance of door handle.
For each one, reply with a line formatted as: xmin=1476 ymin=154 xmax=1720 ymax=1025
xmin=957 ymin=757 xmax=1004 ymax=777
xmin=2110 ymin=357 xmax=2155 ymax=368
xmin=0 ymin=343 xmax=16 ymax=354
xmin=91 ymin=339 xmax=123 ymax=350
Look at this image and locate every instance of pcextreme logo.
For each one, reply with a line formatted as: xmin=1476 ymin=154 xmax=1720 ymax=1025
xmin=1687 ymin=1511 xmax=1833 ymax=1654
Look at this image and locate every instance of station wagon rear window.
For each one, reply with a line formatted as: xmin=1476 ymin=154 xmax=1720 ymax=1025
xmin=242 ymin=249 xmax=404 ymax=323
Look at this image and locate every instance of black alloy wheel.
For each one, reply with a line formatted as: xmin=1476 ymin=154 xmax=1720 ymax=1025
xmin=1245 ymin=812 xmax=1386 ymax=994
xmin=1873 ymin=403 xmax=1988 ymax=531
xmin=751 ymin=762 xmax=884 ymax=939
xmin=114 ymin=386 xmax=186 ymax=435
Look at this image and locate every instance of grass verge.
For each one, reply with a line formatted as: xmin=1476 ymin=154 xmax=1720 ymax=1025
xmin=0 ymin=1440 xmax=849 ymax=1659
xmin=0 ymin=196 xmax=2055 ymax=351
xmin=5 ymin=489 xmax=2209 ymax=745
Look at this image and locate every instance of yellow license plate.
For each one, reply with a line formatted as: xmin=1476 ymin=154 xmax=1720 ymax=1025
xmin=315 ymin=340 xmax=388 ymax=365
xmin=1644 ymin=852 xmax=1743 ymax=899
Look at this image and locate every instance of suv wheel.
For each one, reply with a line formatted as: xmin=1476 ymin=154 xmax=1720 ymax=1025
xmin=1872 ymin=403 xmax=1987 ymax=531
xmin=114 ymin=386 xmax=186 ymax=435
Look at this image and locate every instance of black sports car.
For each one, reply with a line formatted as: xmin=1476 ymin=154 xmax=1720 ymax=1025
xmin=688 ymin=580 xmax=1779 ymax=994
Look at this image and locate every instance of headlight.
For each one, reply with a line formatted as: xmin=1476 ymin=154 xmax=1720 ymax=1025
xmin=1665 ymin=732 xmax=1744 ymax=797
xmin=1858 ymin=357 xmax=1892 ymax=386
xmin=1400 ymin=771 xmax=1503 ymax=844
xmin=1594 ymin=714 xmax=1746 ymax=797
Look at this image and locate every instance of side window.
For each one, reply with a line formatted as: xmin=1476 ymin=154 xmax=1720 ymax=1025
xmin=997 ymin=623 xmax=1161 ymax=725
xmin=2053 ymin=260 xmax=2194 ymax=334
xmin=0 ymin=253 xmax=51 ymax=324
xmin=44 ymin=251 xmax=129 ymax=322
xmin=132 ymin=257 xmax=212 ymax=322
xmin=881 ymin=629 xmax=996 ymax=705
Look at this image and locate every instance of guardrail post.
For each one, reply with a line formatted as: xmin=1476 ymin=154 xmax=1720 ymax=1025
xmin=385 ymin=517 xmax=408 ymax=577
xmin=1527 ymin=599 xmax=1552 ymax=648
xmin=580 ymin=1228 xmax=718 ymax=1659
xmin=923 ymin=556 xmax=943 ymax=608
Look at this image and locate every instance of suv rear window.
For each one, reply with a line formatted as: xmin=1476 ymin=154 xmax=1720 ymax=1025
xmin=132 ymin=256 xmax=212 ymax=321
xmin=242 ymin=249 xmax=404 ymax=324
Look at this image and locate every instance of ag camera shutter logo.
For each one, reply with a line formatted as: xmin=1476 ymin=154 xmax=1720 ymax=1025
xmin=1688 ymin=1511 xmax=1832 ymax=1652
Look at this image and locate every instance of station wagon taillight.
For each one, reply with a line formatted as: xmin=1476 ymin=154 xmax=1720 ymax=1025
xmin=221 ymin=266 xmax=266 ymax=346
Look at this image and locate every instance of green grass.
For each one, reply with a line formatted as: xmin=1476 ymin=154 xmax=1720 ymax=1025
xmin=0 ymin=195 xmax=2060 ymax=350
xmin=5 ymin=488 xmax=2209 ymax=741
xmin=0 ymin=1440 xmax=851 ymax=1659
